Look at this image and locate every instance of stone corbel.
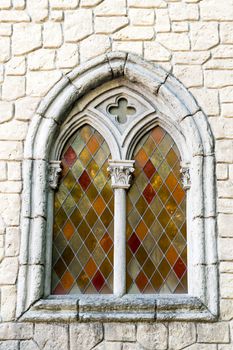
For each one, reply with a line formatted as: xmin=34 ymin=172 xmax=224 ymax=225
xmin=181 ymin=163 xmax=191 ymax=190
xmin=108 ymin=160 xmax=135 ymax=190
xmin=48 ymin=161 xmax=62 ymax=190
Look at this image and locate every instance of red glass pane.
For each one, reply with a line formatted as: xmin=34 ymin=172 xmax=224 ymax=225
xmin=127 ymin=126 xmax=187 ymax=294
xmin=51 ymin=125 xmax=113 ymax=295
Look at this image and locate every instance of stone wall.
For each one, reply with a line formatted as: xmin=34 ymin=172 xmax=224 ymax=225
xmin=0 ymin=0 xmax=233 ymax=348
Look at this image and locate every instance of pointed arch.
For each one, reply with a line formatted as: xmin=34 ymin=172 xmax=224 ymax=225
xmin=17 ymin=52 xmax=217 ymax=321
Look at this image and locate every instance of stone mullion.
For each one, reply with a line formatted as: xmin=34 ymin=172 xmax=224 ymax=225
xmin=108 ymin=160 xmax=135 ymax=297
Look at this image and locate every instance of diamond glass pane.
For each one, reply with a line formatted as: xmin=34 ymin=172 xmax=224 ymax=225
xmin=127 ymin=126 xmax=187 ymax=294
xmin=51 ymin=125 xmax=114 ymax=295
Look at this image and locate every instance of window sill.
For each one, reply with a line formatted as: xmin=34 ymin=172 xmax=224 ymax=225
xmin=19 ymin=295 xmax=217 ymax=323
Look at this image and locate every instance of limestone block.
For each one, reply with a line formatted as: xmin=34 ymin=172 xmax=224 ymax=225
xmin=26 ymin=71 xmax=62 ymax=97
xmin=0 ymin=0 xmax=11 ymax=9
xmin=50 ymin=10 xmax=63 ymax=21
xmin=95 ymin=0 xmax=126 ymax=16
xmin=156 ymin=33 xmax=190 ymax=50
xmin=64 ymin=10 xmax=93 ymax=42
xmin=81 ymin=0 xmax=103 ymax=7
xmin=5 ymin=227 xmax=19 ymax=256
xmin=0 ymin=162 xmax=7 ymax=181
xmin=112 ymin=41 xmax=143 ymax=55
xmin=95 ymin=16 xmax=129 ymax=34
xmin=220 ymin=299 xmax=233 ymax=320
xmin=0 ymin=181 xmax=22 ymax=193
xmin=113 ymin=26 xmax=154 ymax=41
xmin=93 ymin=342 xmax=122 ymax=350
xmin=105 ymin=323 xmax=135 ymax=342
xmin=0 ymin=141 xmax=22 ymax=161
xmin=0 ymin=10 xmax=30 ymax=22
xmin=169 ymin=3 xmax=199 ymax=21
xmin=1 ymin=286 xmax=17 ymax=321
xmin=172 ymin=22 xmax=189 ymax=33
xmin=219 ymin=238 xmax=233 ymax=260
xmin=0 ymin=341 xmax=19 ymax=350
xmin=184 ymin=345 xmax=217 ymax=350
xmin=218 ymin=345 xmax=233 ymax=350
xmin=0 ymin=65 xmax=4 ymax=83
xmin=220 ymin=23 xmax=233 ymax=44
xmin=34 ymin=324 xmax=69 ymax=349
xmin=2 ymin=76 xmax=25 ymax=101
xmin=0 ymin=37 xmax=10 ymax=63
xmin=12 ymin=24 xmax=42 ymax=55
xmin=0 ymin=193 xmax=20 ymax=225
xmin=0 ymin=257 xmax=18 ymax=284
xmin=205 ymin=70 xmax=233 ymax=88
xmin=173 ymin=65 xmax=203 ymax=87
xmin=6 ymin=57 xmax=26 ymax=76
xmin=128 ymin=0 xmax=166 ymax=8
xmin=155 ymin=9 xmax=170 ymax=32
xmin=56 ymin=43 xmax=79 ymax=68
xmin=0 ymin=102 xmax=14 ymax=123
xmin=15 ymin=97 xmax=40 ymax=121
xmin=169 ymin=322 xmax=196 ymax=350
xmin=191 ymin=23 xmax=219 ymax=50
xmin=220 ymin=262 xmax=233 ymax=274
xmin=144 ymin=42 xmax=171 ymax=62
xmin=200 ymin=0 xmax=233 ymax=21
xmin=28 ymin=49 xmax=55 ymax=71
xmin=80 ymin=35 xmax=111 ymax=62
xmin=43 ymin=22 xmax=62 ymax=48
xmin=220 ymin=87 xmax=233 ymax=103
xmin=137 ymin=324 xmax=167 ymax=350
xmin=221 ymin=103 xmax=233 ymax=118
xmin=7 ymin=161 xmax=21 ymax=181
xmin=50 ymin=0 xmax=79 ymax=9
xmin=13 ymin=0 xmax=25 ymax=10
xmin=0 ymin=24 xmax=12 ymax=36
xmin=216 ymin=140 xmax=233 ymax=163
xmin=197 ymin=323 xmax=230 ymax=343
xmin=213 ymin=45 xmax=233 ymax=59
xmin=70 ymin=323 xmax=103 ymax=350
xmin=27 ymin=0 xmax=48 ymax=22
xmin=0 ymin=323 xmax=33 ymax=340
xmin=216 ymin=165 xmax=228 ymax=181
xmin=129 ymin=9 xmax=155 ymax=26
xmin=20 ymin=340 xmax=39 ymax=350
xmin=218 ymin=198 xmax=233 ymax=214
xmin=123 ymin=344 xmax=143 ymax=350
xmin=0 ymin=120 xmax=27 ymax=141
xmin=190 ymin=88 xmax=219 ymax=116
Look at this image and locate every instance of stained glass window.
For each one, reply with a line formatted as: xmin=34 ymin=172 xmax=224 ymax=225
xmin=52 ymin=125 xmax=114 ymax=295
xmin=126 ymin=126 xmax=187 ymax=294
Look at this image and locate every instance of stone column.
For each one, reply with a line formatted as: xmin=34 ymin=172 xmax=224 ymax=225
xmin=108 ymin=160 xmax=135 ymax=297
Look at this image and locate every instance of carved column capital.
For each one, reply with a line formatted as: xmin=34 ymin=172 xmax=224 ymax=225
xmin=49 ymin=161 xmax=62 ymax=190
xmin=181 ymin=164 xmax=191 ymax=190
xmin=108 ymin=160 xmax=135 ymax=190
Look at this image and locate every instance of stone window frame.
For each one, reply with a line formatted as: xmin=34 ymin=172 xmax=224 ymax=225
xmin=16 ymin=52 xmax=218 ymax=322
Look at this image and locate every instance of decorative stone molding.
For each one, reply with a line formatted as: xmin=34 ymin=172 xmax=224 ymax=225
xmin=108 ymin=160 xmax=135 ymax=189
xmin=48 ymin=161 xmax=62 ymax=190
xmin=17 ymin=52 xmax=218 ymax=322
xmin=181 ymin=164 xmax=191 ymax=190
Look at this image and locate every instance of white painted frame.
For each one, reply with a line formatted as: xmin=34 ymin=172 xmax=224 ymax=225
xmin=17 ymin=52 xmax=218 ymax=322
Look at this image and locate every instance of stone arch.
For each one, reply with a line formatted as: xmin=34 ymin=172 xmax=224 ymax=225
xmin=17 ymin=52 xmax=217 ymax=320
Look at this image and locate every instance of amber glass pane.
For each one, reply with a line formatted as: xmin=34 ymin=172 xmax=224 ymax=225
xmin=127 ymin=126 xmax=187 ymax=294
xmin=52 ymin=125 xmax=114 ymax=295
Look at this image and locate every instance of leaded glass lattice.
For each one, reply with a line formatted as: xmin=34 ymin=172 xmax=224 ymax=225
xmin=52 ymin=125 xmax=114 ymax=294
xmin=126 ymin=126 xmax=187 ymax=294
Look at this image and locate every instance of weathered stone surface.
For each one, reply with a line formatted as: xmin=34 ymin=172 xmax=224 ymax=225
xmin=0 ymin=193 xmax=20 ymax=225
xmin=0 ymin=120 xmax=28 ymax=141
xmin=50 ymin=0 xmax=79 ymax=9
xmin=0 ymin=102 xmax=14 ymax=123
xmin=56 ymin=43 xmax=79 ymax=68
xmin=0 ymin=257 xmax=18 ymax=284
xmin=169 ymin=322 xmax=196 ymax=350
xmin=220 ymin=23 xmax=233 ymax=44
xmin=200 ymin=0 xmax=233 ymax=21
xmin=27 ymin=0 xmax=48 ymax=22
xmin=128 ymin=0 xmax=166 ymax=8
xmin=95 ymin=0 xmax=126 ymax=16
xmin=191 ymin=23 xmax=219 ymax=50
xmin=6 ymin=57 xmax=26 ymax=76
xmin=129 ymin=9 xmax=154 ymax=26
xmin=64 ymin=10 xmax=93 ymax=42
xmin=0 ymin=341 xmax=19 ymax=350
xmin=34 ymin=324 xmax=69 ymax=350
xmin=28 ymin=49 xmax=55 ymax=70
xmin=144 ymin=42 xmax=171 ymax=62
xmin=173 ymin=65 xmax=203 ymax=87
xmin=137 ymin=324 xmax=168 ymax=350
xmin=26 ymin=71 xmax=62 ymax=97
xmin=113 ymin=26 xmax=154 ymax=41
xmin=156 ymin=33 xmax=190 ymax=50
xmin=95 ymin=16 xmax=129 ymax=34
xmin=169 ymin=2 xmax=199 ymax=21
xmin=197 ymin=323 xmax=230 ymax=343
xmin=0 ymin=10 xmax=30 ymax=22
xmin=93 ymin=341 xmax=122 ymax=350
xmin=0 ymin=37 xmax=10 ymax=63
xmin=105 ymin=324 xmax=135 ymax=342
xmin=1 ymin=286 xmax=17 ymax=321
xmin=80 ymin=35 xmax=111 ymax=62
xmin=20 ymin=340 xmax=39 ymax=350
xmin=70 ymin=323 xmax=103 ymax=350
xmin=0 ymin=323 xmax=33 ymax=340
xmin=43 ymin=22 xmax=62 ymax=48
xmin=184 ymin=345 xmax=217 ymax=350
xmin=220 ymin=299 xmax=233 ymax=320
xmin=190 ymin=88 xmax=219 ymax=116
xmin=12 ymin=24 xmax=42 ymax=55
xmin=2 ymin=76 xmax=25 ymax=101
xmin=112 ymin=41 xmax=143 ymax=55
xmin=15 ymin=97 xmax=40 ymax=121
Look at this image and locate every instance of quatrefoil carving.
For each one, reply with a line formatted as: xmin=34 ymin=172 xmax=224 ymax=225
xmin=108 ymin=97 xmax=136 ymax=124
